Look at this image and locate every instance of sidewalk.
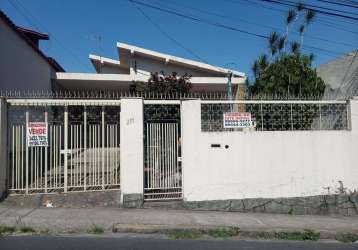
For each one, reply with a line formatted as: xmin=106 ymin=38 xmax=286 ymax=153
xmin=1 ymin=204 xmax=358 ymax=236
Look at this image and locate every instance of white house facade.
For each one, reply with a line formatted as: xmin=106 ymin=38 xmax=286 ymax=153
xmin=55 ymin=42 xmax=247 ymax=96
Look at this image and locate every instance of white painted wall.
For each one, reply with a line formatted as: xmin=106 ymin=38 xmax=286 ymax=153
xmin=0 ymin=99 xmax=7 ymax=198
xmin=0 ymin=18 xmax=55 ymax=91
xmin=181 ymin=99 xmax=358 ymax=201
xmin=120 ymin=98 xmax=144 ymax=197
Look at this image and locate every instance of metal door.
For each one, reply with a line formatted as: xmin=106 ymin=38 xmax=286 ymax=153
xmin=144 ymin=122 xmax=182 ymax=201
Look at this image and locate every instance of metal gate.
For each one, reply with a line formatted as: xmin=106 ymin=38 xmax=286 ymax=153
xmin=143 ymin=104 xmax=182 ymax=201
xmin=7 ymin=100 xmax=121 ymax=194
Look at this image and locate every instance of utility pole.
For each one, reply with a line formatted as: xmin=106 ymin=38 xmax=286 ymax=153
xmin=227 ymin=71 xmax=233 ymax=101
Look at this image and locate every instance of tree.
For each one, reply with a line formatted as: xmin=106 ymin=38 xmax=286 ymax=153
xmin=249 ymin=53 xmax=325 ymax=97
xmin=130 ymin=71 xmax=192 ymax=94
xmin=248 ymin=7 xmax=325 ymax=97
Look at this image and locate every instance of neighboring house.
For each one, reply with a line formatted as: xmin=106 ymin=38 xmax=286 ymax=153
xmin=317 ymin=50 xmax=358 ymax=99
xmin=0 ymin=10 xmax=64 ymax=92
xmin=55 ymin=42 xmax=246 ymax=96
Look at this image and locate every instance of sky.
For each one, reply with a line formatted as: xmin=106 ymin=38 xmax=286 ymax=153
xmin=1 ymin=0 xmax=357 ymax=79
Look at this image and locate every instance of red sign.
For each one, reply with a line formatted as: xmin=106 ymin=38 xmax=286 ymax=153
xmin=27 ymin=122 xmax=48 ymax=147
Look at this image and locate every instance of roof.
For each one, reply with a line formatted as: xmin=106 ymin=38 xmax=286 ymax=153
xmin=89 ymin=54 xmax=125 ymax=73
xmin=117 ymin=42 xmax=245 ymax=78
xmin=0 ymin=10 xmax=64 ymax=72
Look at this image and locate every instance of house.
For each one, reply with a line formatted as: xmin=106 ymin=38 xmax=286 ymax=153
xmin=55 ymin=42 xmax=246 ymax=96
xmin=317 ymin=50 xmax=358 ymax=99
xmin=0 ymin=10 xmax=64 ymax=92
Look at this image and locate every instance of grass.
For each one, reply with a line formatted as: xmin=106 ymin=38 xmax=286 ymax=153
xmin=0 ymin=226 xmax=16 ymax=235
xmin=87 ymin=225 xmax=105 ymax=234
xmin=19 ymin=226 xmax=36 ymax=234
xmin=276 ymin=229 xmax=320 ymax=241
xmin=167 ymin=230 xmax=203 ymax=240
xmin=335 ymin=233 xmax=358 ymax=243
xmin=206 ymin=227 xmax=240 ymax=238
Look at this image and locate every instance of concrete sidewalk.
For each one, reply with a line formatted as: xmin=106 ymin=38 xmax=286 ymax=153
xmin=0 ymin=204 xmax=358 ymax=236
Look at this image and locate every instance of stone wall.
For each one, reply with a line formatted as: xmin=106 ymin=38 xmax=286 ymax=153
xmin=184 ymin=194 xmax=358 ymax=216
xmin=3 ymin=190 xmax=121 ymax=208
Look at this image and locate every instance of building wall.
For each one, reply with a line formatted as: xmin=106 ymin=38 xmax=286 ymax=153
xmin=132 ymin=56 xmax=228 ymax=78
xmin=181 ymin=99 xmax=358 ymax=202
xmin=100 ymin=64 xmax=129 ymax=74
xmin=0 ymin=18 xmax=55 ymax=91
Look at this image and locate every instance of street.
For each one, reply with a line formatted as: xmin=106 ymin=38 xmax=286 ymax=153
xmin=0 ymin=236 xmax=357 ymax=250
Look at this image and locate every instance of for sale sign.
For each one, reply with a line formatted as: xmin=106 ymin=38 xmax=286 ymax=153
xmin=223 ymin=112 xmax=254 ymax=128
xmin=27 ymin=122 xmax=48 ymax=147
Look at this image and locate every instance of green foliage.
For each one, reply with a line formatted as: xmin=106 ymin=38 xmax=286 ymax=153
xmin=0 ymin=225 xmax=15 ymax=234
xmin=167 ymin=229 xmax=202 ymax=240
xmin=249 ymin=53 xmax=325 ymax=97
xmin=130 ymin=72 xmax=192 ymax=94
xmin=19 ymin=226 xmax=36 ymax=233
xmin=206 ymin=227 xmax=240 ymax=238
xmin=87 ymin=225 xmax=105 ymax=234
xmin=276 ymin=229 xmax=320 ymax=241
xmin=249 ymin=6 xmax=323 ymax=97
xmin=335 ymin=233 xmax=358 ymax=243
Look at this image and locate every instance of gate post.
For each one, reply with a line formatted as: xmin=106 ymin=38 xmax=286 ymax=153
xmin=0 ymin=98 xmax=8 ymax=199
xmin=120 ymin=98 xmax=144 ymax=208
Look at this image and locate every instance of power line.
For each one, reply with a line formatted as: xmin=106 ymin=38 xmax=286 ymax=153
xmin=232 ymin=0 xmax=358 ymax=34
xmin=129 ymin=0 xmax=208 ymax=63
xmin=129 ymin=0 xmax=344 ymax=56
xmin=155 ymin=0 xmax=356 ymax=48
xmin=314 ymin=0 xmax=358 ymax=9
xmin=257 ymin=0 xmax=358 ymax=21
xmin=6 ymin=0 xmax=92 ymax=72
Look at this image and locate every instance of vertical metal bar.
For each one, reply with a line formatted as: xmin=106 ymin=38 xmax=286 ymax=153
xmin=44 ymin=112 xmax=48 ymax=192
xmin=146 ymin=123 xmax=149 ymax=190
xmin=260 ymin=103 xmax=264 ymax=131
xmin=319 ymin=104 xmax=322 ymax=130
xmin=21 ymin=126 xmax=24 ymax=190
xmin=106 ymin=124 xmax=109 ymax=185
xmin=154 ymin=123 xmax=157 ymax=189
xmin=175 ymin=123 xmax=179 ymax=188
xmin=102 ymin=107 xmax=105 ymax=189
xmin=84 ymin=109 xmax=87 ymax=190
xmin=165 ymin=123 xmax=168 ymax=189
xmin=70 ymin=125 xmax=73 ymax=187
xmin=25 ymin=111 xmax=29 ymax=194
xmin=170 ymin=123 xmax=174 ymax=188
xmin=64 ymin=107 xmax=68 ymax=193
xmin=290 ymin=103 xmax=294 ymax=131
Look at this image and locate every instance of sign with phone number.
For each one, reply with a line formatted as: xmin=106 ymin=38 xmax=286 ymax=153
xmin=27 ymin=122 xmax=48 ymax=147
xmin=223 ymin=112 xmax=255 ymax=128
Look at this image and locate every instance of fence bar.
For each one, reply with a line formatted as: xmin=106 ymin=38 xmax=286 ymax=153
xmin=64 ymin=107 xmax=68 ymax=193
xmin=25 ymin=111 xmax=29 ymax=194
xmin=102 ymin=107 xmax=105 ymax=190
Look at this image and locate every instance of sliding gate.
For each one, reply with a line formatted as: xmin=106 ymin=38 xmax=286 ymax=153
xmin=144 ymin=104 xmax=182 ymax=201
xmin=7 ymin=100 xmax=121 ymax=194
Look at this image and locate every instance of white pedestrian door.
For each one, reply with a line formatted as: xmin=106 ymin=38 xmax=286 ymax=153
xmin=144 ymin=123 xmax=182 ymax=201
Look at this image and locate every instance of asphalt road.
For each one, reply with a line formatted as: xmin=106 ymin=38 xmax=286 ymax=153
xmin=1 ymin=236 xmax=357 ymax=250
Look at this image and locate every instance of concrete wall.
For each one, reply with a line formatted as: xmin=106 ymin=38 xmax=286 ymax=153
xmin=120 ymin=98 xmax=144 ymax=208
xmin=181 ymin=99 xmax=358 ymax=202
xmin=0 ymin=18 xmax=55 ymax=91
xmin=0 ymin=98 xmax=7 ymax=199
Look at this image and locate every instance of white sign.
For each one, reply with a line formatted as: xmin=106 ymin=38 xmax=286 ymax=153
xmin=27 ymin=122 xmax=48 ymax=147
xmin=223 ymin=112 xmax=255 ymax=128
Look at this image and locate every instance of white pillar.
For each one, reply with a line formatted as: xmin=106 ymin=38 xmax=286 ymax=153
xmin=0 ymin=98 xmax=8 ymax=199
xmin=181 ymin=99 xmax=201 ymax=201
xmin=120 ymin=98 xmax=144 ymax=208
xmin=350 ymin=97 xmax=358 ymax=134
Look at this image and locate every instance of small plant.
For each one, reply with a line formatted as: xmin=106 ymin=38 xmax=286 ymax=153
xmin=0 ymin=225 xmax=16 ymax=234
xmin=167 ymin=229 xmax=202 ymax=240
xmin=19 ymin=226 xmax=36 ymax=234
xmin=38 ymin=228 xmax=50 ymax=235
xmin=335 ymin=233 xmax=358 ymax=243
xmin=206 ymin=227 xmax=240 ymax=238
xmin=87 ymin=225 xmax=105 ymax=234
xmin=276 ymin=229 xmax=320 ymax=241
